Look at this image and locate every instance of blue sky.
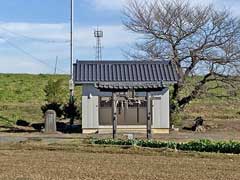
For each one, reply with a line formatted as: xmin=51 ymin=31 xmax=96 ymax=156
xmin=0 ymin=0 xmax=240 ymax=74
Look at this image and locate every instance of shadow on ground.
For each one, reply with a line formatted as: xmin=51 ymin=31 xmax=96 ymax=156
xmin=0 ymin=119 xmax=82 ymax=134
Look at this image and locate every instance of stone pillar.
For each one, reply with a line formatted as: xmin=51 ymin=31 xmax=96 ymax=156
xmin=44 ymin=110 xmax=57 ymax=133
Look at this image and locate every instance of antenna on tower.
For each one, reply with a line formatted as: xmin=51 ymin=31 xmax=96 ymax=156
xmin=94 ymin=28 xmax=103 ymax=61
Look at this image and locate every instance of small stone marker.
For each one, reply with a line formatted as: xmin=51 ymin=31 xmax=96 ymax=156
xmin=127 ymin=133 xmax=134 ymax=140
xmin=44 ymin=110 xmax=57 ymax=133
xmin=124 ymin=133 xmax=134 ymax=140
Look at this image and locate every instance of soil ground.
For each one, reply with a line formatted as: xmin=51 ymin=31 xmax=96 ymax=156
xmin=0 ymin=140 xmax=240 ymax=180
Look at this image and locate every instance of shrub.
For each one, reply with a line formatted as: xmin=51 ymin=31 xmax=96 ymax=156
xmin=41 ymin=102 xmax=63 ymax=118
xmin=41 ymin=79 xmax=65 ymax=117
xmin=91 ymin=139 xmax=240 ymax=154
xmin=170 ymin=112 xmax=182 ymax=126
xmin=44 ymin=79 xmax=65 ymax=103
xmin=63 ymin=103 xmax=80 ymax=118
xmin=63 ymin=98 xmax=81 ymax=124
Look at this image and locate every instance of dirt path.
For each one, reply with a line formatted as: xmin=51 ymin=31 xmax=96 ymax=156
xmin=1 ymin=128 xmax=240 ymax=143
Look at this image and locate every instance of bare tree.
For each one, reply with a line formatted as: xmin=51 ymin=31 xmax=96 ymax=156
xmin=123 ymin=0 xmax=240 ymax=112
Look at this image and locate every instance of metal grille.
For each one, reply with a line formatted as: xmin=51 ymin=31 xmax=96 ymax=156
xmin=99 ymin=97 xmax=147 ymax=125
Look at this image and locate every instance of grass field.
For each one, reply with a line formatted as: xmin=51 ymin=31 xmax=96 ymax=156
xmin=0 ymin=140 xmax=240 ymax=180
xmin=0 ymin=74 xmax=81 ymax=126
xmin=0 ymin=73 xmax=239 ymax=130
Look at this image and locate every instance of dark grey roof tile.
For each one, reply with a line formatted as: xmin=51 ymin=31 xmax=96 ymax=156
xmin=73 ymin=60 xmax=179 ymax=84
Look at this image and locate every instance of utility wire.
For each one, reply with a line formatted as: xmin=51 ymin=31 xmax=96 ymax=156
xmin=0 ymin=26 xmax=70 ymax=44
xmin=0 ymin=37 xmax=67 ymax=73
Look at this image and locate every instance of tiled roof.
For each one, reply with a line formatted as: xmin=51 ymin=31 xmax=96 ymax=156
xmin=73 ymin=60 xmax=179 ymax=85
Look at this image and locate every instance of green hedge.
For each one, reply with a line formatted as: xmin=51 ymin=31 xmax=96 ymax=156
xmin=91 ymin=139 xmax=240 ymax=154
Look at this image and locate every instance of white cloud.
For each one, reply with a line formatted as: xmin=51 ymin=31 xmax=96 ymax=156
xmin=0 ymin=56 xmax=47 ymax=74
xmin=93 ymin=0 xmax=240 ymax=16
xmin=0 ymin=22 xmax=69 ymax=42
xmin=76 ymin=25 xmax=137 ymax=47
xmin=0 ymin=39 xmax=5 ymax=44
xmin=0 ymin=22 xmax=136 ymax=73
xmin=0 ymin=22 xmax=134 ymax=48
xmin=93 ymin=0 xmax=126 ymax=10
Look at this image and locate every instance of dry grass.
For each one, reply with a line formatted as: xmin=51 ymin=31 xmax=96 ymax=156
xmin=0 ymin=141 xmax=240 ymax=180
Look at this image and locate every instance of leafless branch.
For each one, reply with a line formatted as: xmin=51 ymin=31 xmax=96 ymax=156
xmin=124 ymin=0 xmax=240 ymax=110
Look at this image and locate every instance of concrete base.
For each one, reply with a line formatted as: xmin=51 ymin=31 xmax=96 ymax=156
xmin=98 ymin=128 xmax=146 ymax=134
xmin=82 ymin=129 xmax=98 ymax=134
xmin=82 ymin=127 xmax=169 ymax=134
xmin=152 ymin=128 xmax=169 ymax=134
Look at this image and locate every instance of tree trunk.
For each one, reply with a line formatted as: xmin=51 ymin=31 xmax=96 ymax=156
xmin=177 ymin=73 xmax=212 ymax=109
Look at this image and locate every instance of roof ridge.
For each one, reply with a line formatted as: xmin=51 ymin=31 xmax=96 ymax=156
xmin=75 ymin=60 xmax=171 ymax=64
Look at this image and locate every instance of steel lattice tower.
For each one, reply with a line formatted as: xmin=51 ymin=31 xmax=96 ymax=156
xmin=94 ymin=29 xmax=103 ymax=61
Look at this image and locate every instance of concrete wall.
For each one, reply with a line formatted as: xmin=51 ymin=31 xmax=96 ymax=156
xmin=152 ymin=88 xmax=169 ymax=129
xmin=81 ymin=84 xmax=170 ymax=133
xmin=82 ymin=88 xmax=99 ymax=129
